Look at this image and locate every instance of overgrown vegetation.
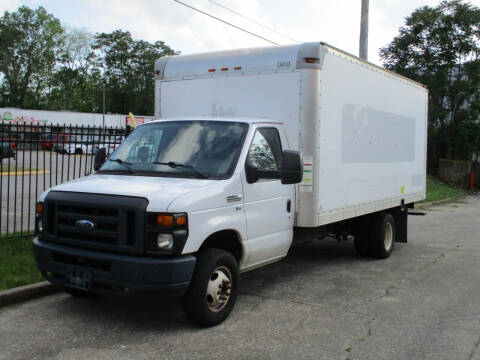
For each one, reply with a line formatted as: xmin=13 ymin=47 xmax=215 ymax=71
xmin=380 ymin=0 xmax=480 ymax=169
xmin=0 ymin=233 xmax=43 ymax=291
xmin=421 ymin=176 xmax=464 ymax=203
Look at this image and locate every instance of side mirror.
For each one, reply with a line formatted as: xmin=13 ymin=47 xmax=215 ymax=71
xmin=281 ymin=150 xmax=303 ymax=184
xmin=94 ymin=148 xmax=106 ymax=171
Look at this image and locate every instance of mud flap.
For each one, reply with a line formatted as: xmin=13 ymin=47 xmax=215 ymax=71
xmin=394 ymin=205 xmax=408 ymax=243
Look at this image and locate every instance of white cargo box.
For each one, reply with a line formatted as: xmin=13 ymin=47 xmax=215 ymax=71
xmin=155 ymin=42 xmax=428 ymax=228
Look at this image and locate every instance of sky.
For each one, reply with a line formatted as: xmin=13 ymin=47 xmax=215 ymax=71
xmin=2 ymin=0 xmax=480 ymax=65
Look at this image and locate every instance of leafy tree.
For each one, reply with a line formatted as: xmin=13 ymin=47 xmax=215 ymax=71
xmin=46 ymin=68 xmax=100 ymax=112
xmin=0 ymin=6 xmax=64 ymax=108
xmin=92 ymin=30 xmax=177 ymax=115
xmin=46 ymin=29 xmax=98 ymax=112
xmin=0 ymin=6 xmax=178 ymax=116
xmin=380 ymin=0 xmax=480 ymax=166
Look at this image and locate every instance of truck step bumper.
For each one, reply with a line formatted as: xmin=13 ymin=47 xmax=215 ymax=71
xmin=33 ymin=237 xmax=196 ymax=296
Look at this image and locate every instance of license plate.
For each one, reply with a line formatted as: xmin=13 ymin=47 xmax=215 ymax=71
xmin=66 ymin=269 xmax=92 ymax=291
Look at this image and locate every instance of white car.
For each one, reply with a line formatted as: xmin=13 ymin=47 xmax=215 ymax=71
xmin=97 ymin=136 xmax=124 ymax=155
xmin=65 ymin=140 xmax=95 ymax=155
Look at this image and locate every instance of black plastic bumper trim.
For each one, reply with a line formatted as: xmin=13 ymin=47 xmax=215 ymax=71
xmin=33 ymin=237 xmax=196 ymax=296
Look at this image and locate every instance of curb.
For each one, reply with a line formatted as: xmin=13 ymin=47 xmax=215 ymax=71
xmin=416 ymin=194 xmax=465 ymax=209
xmin=0 ymin=281 xmax=60 ymax=308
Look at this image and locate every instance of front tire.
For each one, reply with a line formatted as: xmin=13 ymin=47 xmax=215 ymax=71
xmin=184 ymin=249 xmax=238 ymax=326
xmin=369 ymin=212 xmax=395 ymax=259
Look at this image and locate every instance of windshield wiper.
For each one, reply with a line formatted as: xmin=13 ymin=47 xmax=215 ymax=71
xmin=153 ymin=161 xmax=209 ymax=179
xmin=108 ymin=158 xmax=135 ymax=174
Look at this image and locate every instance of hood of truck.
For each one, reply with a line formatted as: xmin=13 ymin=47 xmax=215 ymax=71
xmin=41 ymin=174 xmax=217 ymax=212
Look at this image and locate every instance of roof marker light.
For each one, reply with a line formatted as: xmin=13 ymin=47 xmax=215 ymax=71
xmin=221 ymin=67 xmax=229 ymax=71
xmin=234 ymin=66 xmax=242 ymax=70
xmin=304 ymin=58 xmax=318 ymax=64
xmin=208 ymin=68 xmax=216 ymax=72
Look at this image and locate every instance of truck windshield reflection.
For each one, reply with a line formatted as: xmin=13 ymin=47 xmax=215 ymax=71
xmin=98 ymin=121 xmax=249 ymax=179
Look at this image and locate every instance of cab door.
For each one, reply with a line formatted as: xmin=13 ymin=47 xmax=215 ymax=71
xmin=241 ymin=125 xmax=295 ymax=269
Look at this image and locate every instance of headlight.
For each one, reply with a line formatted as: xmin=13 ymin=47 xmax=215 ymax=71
xmin=37 ymin=218 xmax=43 ymax=232
xmin=156 ymin=233 xmax=174 ymax=250
xmin=146 ymin=212 xmax=188 ymax=254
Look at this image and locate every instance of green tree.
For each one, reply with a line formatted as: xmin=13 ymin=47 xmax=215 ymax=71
xmin=46 ymin=29 xmax=99 ymax=112
xmin=0 ymin=6 xmax=64 ymax=108
xmin=92 ymin=30 xmax=177 ymax=115
xmin=380 ymin=0 xmax=480 ymax=166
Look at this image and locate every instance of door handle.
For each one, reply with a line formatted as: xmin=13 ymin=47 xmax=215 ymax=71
xmin=287 ymin=199 xmax=291 ymax=213
xmin=227 ymin=195 xmax=242 ymax=203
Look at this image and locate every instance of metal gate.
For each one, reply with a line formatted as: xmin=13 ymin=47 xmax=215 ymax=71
xmin=0 ymin=123 xmax=128 ymax=237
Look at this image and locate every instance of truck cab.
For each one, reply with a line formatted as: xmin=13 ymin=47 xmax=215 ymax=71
xmin=33 ymin=117 xmax=302 ymax=326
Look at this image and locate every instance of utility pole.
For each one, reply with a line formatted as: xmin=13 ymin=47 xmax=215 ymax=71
xmin=359 ymin=0 xmax=369 ymax=60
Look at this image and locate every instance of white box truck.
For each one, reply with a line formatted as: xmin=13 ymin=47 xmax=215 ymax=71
xmin=33 ymin=42 xmax=427 ymax=326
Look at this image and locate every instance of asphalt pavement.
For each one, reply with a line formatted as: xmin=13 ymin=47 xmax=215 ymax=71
xmin=1 ymin=196 xmax=480 ymax=360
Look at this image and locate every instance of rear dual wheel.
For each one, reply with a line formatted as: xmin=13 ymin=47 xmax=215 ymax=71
xmin=354 ymin=212 xmax=395 ymax=259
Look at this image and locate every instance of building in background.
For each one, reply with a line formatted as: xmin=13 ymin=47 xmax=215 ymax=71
xmin=0 ymin=108 xmax=155 ymax=128
xmin=0 ymin=108 xmax=156 ymax=151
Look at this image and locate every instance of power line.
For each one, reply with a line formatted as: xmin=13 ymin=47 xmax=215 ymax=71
xmin=173 ymin=0 xmax=278 ymax=45
xmin=206 ymin=0 xmax=300 ymax=43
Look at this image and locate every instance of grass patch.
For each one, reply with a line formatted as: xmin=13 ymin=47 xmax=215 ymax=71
xmin=420 ymin=176 xmax=464 ymax=203
xmin=0 ymin=232 xmax=43 ymax=291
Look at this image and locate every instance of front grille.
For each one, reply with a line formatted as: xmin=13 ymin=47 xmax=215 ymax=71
xmin=43 ymin=191 xmax=148 ymax=254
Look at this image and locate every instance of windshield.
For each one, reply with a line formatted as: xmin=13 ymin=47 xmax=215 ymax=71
xmin=98 ymin=121 xmax=249 ymax=179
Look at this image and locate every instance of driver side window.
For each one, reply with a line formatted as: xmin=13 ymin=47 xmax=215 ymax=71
xmin=247 ymin=128 xmax=282 ymax=171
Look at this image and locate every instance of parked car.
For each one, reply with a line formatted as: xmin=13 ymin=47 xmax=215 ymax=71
xmin=65 ymin=135 xmax=121 ymax=155
xmin=40 ymin=134 xmax=56 ymax=150
xmin=95 ymin=136 xmax=124 ymax=155
xmin=64 ymin=136 xmax=95 ymax=154
xmin=41 ymin=134 xmax=75 ymax=152
xmin=0 ymin=140 xmax=16 ymax=160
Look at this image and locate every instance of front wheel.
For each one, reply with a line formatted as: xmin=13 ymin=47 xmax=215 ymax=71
xmin=184 ymin=249 xmax=238 ymax=326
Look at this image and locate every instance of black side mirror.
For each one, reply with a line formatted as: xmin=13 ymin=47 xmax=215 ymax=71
xmin=281 ymin=150 xmax=302 ymax=184
xmin=94 ymin=148 xmax=106 ymax=171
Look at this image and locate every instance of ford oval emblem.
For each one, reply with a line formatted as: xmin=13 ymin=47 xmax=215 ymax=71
xmin=75 ymin=219 xmax=96 ymax=231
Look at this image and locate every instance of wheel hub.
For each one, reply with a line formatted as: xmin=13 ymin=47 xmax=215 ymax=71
xmin=384 ymin=222 xmax=393 ymax=251
xmin=206 ymin=266 xmax=232 ymax=312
